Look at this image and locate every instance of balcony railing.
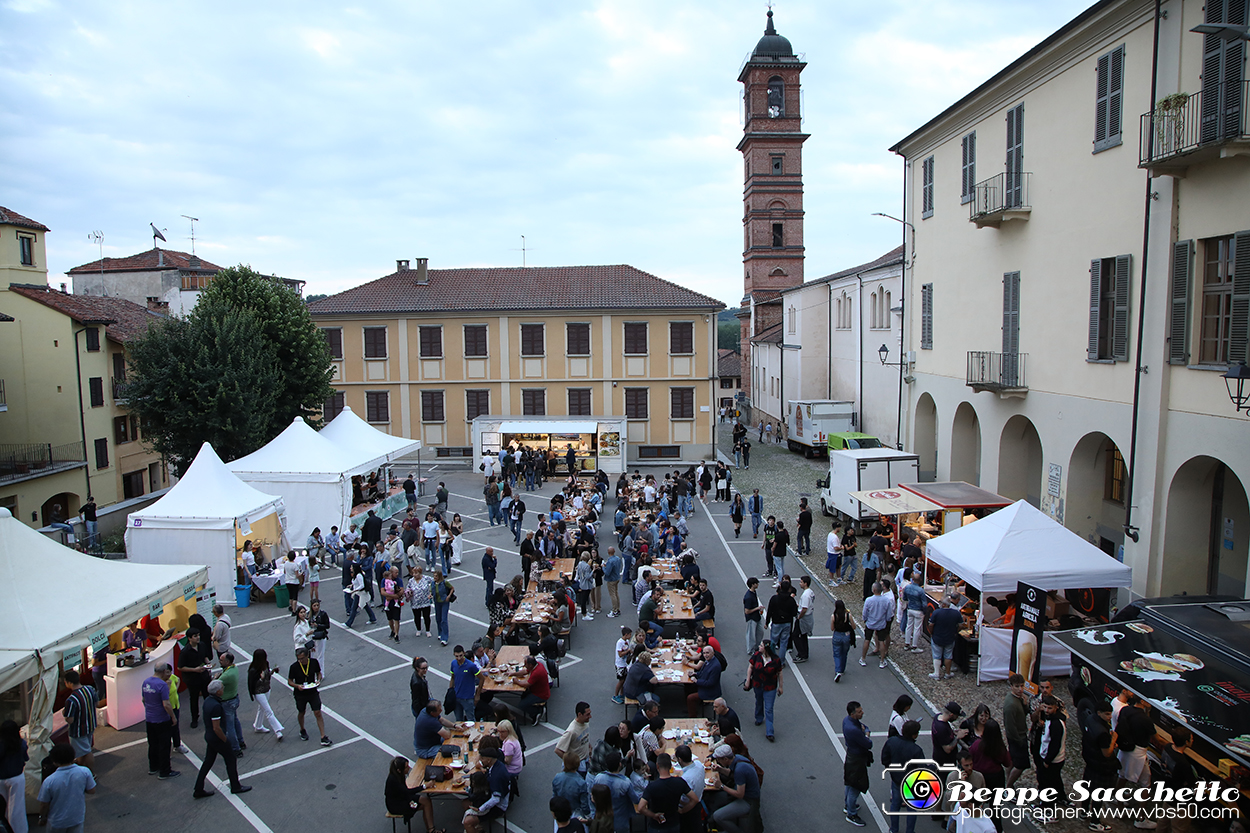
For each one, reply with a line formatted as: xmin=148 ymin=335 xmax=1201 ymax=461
xmin=1139 ymin=82 xmax=1250 ymax=174
xmin=967 ymin=351 xmax=1028 ymax=395
xmin=969 ymin=172 xmax=1032 ymax=228
xmin=0 ymin=441 xmax=86 ymax=483
xmin=112 ymin=377 xmax=129 ymax=402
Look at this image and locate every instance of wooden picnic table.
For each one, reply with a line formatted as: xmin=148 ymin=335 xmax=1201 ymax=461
xmin=646 ymin=559 xmax=684 ymax=584
xmin=539 ymin=557 xmax=576 ymax=586
xmin=511 ymin=591 xmax=556 ymax=625
xmin=653 ymin=591 xmax=695 ymax=623
xmin=417 ymin=721 xmax=498 ymax=794
xmin=661 ymin=718 xmax=722 ymax=791
xmin=648 ymin=643 xmax=697 ymax=686
xmin=481 ymin=646 xmax=531 ymax=694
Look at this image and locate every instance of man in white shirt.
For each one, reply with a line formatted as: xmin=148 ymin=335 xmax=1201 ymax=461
xmin=826 ymin=524 xmax=842 ymax=586
xmin=643 ymin=483 xmax=656 ymax=508
xmin=675 ymin=744 xmax=706 ymax=803
xmin=420 ymin=517 xmax=440 ymax=569
xmin=340 ymin=526 xmax=360 ymax=551
xmin=793 ymin=576 xmax=816 ymax=663
xmin=281 ymin=551 xmax=305 ymax=615
xmin=612 ymin=626 xmax=632 ymax=704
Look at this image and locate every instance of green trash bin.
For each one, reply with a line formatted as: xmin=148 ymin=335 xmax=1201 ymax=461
xmin=274 ymin=583 xmax=290 ymax=609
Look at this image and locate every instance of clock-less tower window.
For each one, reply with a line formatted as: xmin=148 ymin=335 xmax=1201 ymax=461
xmin=767 ymin=77 xmax=784 ymax=118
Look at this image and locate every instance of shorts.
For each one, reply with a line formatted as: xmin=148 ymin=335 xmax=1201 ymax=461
xmin=931 ymin=641 xmax=954 ymax=661
xmin=864 ymin=627 xmax=889 ymax=643
xmin=1082 ymin=765 xmax=1117 ymax=790
xmin=1118 ymin=746 xmax=1149 ymax=784
xmin=286 ymin=582 xmax=302 ymax=600
xmin=294 ymin=689 xmax=322 ymax=714
xmin=826 ymin=552 xmax=839 ymax=572
xmin=1008 ymin=739 xmax=1031 ymax=770
xmin=386 ymin=607 xmax=402 ymax=621
xmin=69 ymin=733 xmax=93 ymax=758
xmin=616 ymin=666 xmax=628 ymax=680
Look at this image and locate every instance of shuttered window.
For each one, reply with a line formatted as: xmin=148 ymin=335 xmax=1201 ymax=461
xmin=421 ymin=390 xmax=445 ymax=422
xmin=670 ymin=387 xmax=695 ymax=419
xmin=960 ymin=133 xmax=976 ymax=204
xmin=418 ymin=326 xmax=443 ymax=358
xmin=920 ymin=283 xmax=934 ymax=350
xmin=1200 ymin=0 xmax=1248 ymax=144
xmin=566 ymin=323 xmax=591 ymax=356
xmin=365 ymin=391 xmax=389 ymax=423
xmin=1168 ymin=240 xmax=1194 ymax=365
xmin=567 ymin=388 xmax=592 ymax=416
xmin=624 ymin=388 xmax=648 ymax=419
xmin=89 ymin=377 xmax=104 ymax=407
xmin=520 ymin=324 xmax=544 ymax=356
xmin=1087 ymin=255 xmax=1131 ymax=362
xmin=465 ymin=390 xmax=490 ymax=421
xmin=1094 ymin=46 xmax=1125 ymax=152
xmin=94 ymin=438 xmax=109 ymax=470
xmin=669 ymin=321 xmax=694 ymax=354
xmin=624 ymin=322 xmax=648 ymax=355
xmin=363 ymin=327 xmax=387 ymax=359
xmin=463 ymin=325 xmax=488 ymax=357
xmin=322 ymin=327 xmax=343 ymax=360
xmin=324 ymin=391 xmax=345 ymax=420
xmin=84 ymin=328 xmax=100 ymax=352
xmin=1002 ymin=272 xmax=1021 ymax=387
xmin=921 ymin=156 xmax=935 ymax=219
xmin=1231 ymin=230 xmax=1250 ymax=365
xmin=522 ymin=389 xmax=546 ymax=415
xmin=1006 ymin=105 xmax=1024 ymax=208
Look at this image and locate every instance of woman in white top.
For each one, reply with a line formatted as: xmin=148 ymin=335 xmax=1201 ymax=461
xmin=293 ymin=605 xmax=312 ymax=654
xmin=888 ymin=693 xmax=914 ymax=737
xmin=448 ymin=529 xmax=462 ymax=568
xmin=405 ymin=566 xmax=434 ymax=638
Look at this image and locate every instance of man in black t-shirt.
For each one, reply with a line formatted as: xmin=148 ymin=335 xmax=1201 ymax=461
xmin=637 ymin=753 xmax=697 ymax=833
xmin=796 ymin=499 xmax=813 ymax=556
xmin=193 ymin=680 xmax=249 ymax=798
xmin=742 ymin=578 xmax=764 ymax=658
xmin=177 ymin=630 xmax=212 ymax=729
xmin=1081 ymin=700 xmax=1119 ymax=827
xmin=287 ymin=647 xmax=332 ymax=746
xmin=765 ymin=582 xmax=798 ymax=666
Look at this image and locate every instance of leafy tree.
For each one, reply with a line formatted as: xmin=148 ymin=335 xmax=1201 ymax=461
xmin=126 ymin=265 xmax=333 ymax=474
xmin=718 ymin=321 xmax=740 ymax=352
xmin=304 ymin=293 xmax=329 ymax=304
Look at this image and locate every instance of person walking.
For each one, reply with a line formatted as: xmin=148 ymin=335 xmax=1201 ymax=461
xmin=729 ymin=493 xmax=745 ymax=538
xmin=859 ymin=582 xmax=894 ymax=669
xmin=825 ymin=522 xmax=843 ymax=586
xmin=406 ymin=565 xmax=434 ymax=638
xmin=177 ymin=629 xmax=211 ymax=730
xmin=216 ymin=652 xmax=246 ymax=757
xmin=830 ymin=599 xmax=856 ymax=683
xmin=481 ymin=547 xmax=498 ymax=606
xmin=309 ymin=599 xmax=330 ymax=670
xmin=344 ymin=564 xmax=377 ymax=628
xmin=760 ymin=517 xmax=777 ymax=578
xmin=192 ymin=680 xmax=252 ymax=798
xmin=928 ymin=596 xmax=963 ymax=680
xmin=747 ymin=490 xmax=764 ymax=539
xmin=771 ymin=522 xmax=790 ymax=582
xmin=764 ymin=580 xmax=797 ymax=664
xmin=1 ymin=720 xmax=29 ymax=833
xmin=287 ymin=646 xmax=331 ymax=746
xmin=603 ymin=547 xmax=623 ymax=618
xmin=35 ymin=744 xmax=95 ymax=831
xmin=795 ymin=499 xmax=812 ymax=556
xmin=247 ymin=649 xmax=283 ymax=741
xmin=432 ymin=569 xmax=455 ymax=646
xmin=382 ymin=566 xmax=404 ymax=643
xmin=842 ymin=701 xmax=872 ymax=826
xmin=62 ymin=669 xmax=98 ymax=768
xmin=740 ymin=438 xmax=751 ymax=469
xmin=746 ymin=640 xmax=783 ymax=742
xmin=742 ymin=578 xmax=764 ymax=658
xmin=141 ymin=662 xmax=179 ymax=779
xmin=449 ymin=646 xmax=482 ymax=723
xmin=792 ymin=576 xmax=815 ymax=663
xmin=882 ymin=719 xmax=924 ymax=833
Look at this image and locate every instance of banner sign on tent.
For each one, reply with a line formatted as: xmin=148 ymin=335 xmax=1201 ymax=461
xmin=1010 ymin=581 xmax=1047 ymax=694
xmin=183 ymin=582 xmax=197 ymax=601
xmin=61 ymin=647 xmax=84 ymax=666
xmin=89 ymin=629 xmax=108 ymax=654
xmin=149 ymin=599 xmax=164 ymax=619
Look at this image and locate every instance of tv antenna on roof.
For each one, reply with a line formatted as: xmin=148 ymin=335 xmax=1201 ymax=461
xmin=512 ymin=235 xmax=532 ymax=268
xmin=181 ymin=215 xmax=200 ymax=255
xmin=88 ymin=231 xmax=105 ymax=292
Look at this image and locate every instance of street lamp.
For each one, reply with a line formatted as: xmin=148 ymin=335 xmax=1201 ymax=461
xmin=877 ymin=344 xmax=907 ymax=367
xmin=1224 ymin=363 xmax=1250 ymax=415
xmin=1191 ymin=22 xmax=1250 ymax=40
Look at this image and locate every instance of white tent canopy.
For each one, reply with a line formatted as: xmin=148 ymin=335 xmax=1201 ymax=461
xmin=127 ymin=443 xmax=287 ymax=593
xmin=319 ymin=405 xmax=421 ymax=462
xmin=925 ymin=500 xmax=1132 ymax=594
xmin=0 ymin=507 xmax=207 ymax=790
xmin=229 ymin=416 xmax=389 ymax=540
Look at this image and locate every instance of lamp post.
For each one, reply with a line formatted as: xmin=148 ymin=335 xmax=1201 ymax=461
xmin=1225 ymin=364 xmax=1250 ymax=415
xmin=1190 ymin=22 xmax=1250 ymax=40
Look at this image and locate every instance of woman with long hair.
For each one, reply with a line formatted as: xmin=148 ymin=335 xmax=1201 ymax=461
xmin=0 ymin=719 xmax=29 ymax=833
xmin=406 ymin=565 xmax=434 ymax=638
xmin=409 ymin=656 xmax=431 ymax=719
xmin=729 ymin=492 xmax=745 ymax=538
xmin=589 ymin=783 xmax=615 ymax=833
xmin=830 ymin=598 xmax=856 ymax=683
xmin=292 ymin=604 xmax=312 ymax=653
xmin=383 ymin=756 xmax=424 ymax=824
xmin=247 ymin=648 xmax=283 ymax=740
xmin=747 ymin=639 xmax=784 ymax=741
xmin=962 ymin=703 xmax=992 ymax=745
xmin=970 ymin=718 xmax=1011 ymax=830
xmin=889 ymin=694 xmax=914 ymax=737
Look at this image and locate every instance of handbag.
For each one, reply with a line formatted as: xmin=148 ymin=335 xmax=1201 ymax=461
xmin=439 ymin=744 xmax=461 ymax=758
xmin=424 ymin=765 xmax=449 ymax=782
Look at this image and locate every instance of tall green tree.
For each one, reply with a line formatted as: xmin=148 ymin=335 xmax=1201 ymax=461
xmin=126 ymin=266 xmax=333 ymax=474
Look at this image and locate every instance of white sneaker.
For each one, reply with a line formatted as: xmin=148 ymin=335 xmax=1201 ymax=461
xmin=928 ymin=672 xmax=942 ymax=679
xmin=834 ymin=672 xmax=842 ymax=682
xmin=829 ymin=580 xmax=839 ymax=587
xmin=879 ymin=660 xmax=888 ymax=668
xmin=858 ymin=659 xmax=867 ymax=667
xmin=583 ymin=614 xmax=595 ymax=621
xmin=254 ymin=727 xmax=271 ymax=734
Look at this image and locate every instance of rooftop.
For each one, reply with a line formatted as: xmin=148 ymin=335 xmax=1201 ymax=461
xmin=307 ymin=264 xmax=725 ymax=315
xmin=796 ymin=245 xmax=905 ymax=291
xmin=0 ymin=207 xmax=49 ymax=232
xmin=717 ymin=348 xmax=742 ymax=378
xmin=67 ymin=248 xmax=221 ymax=275
xmin=8 ymin=283 xmax=165 ymax=342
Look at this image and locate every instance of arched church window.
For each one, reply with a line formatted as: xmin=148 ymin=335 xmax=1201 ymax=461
xmin=767 ymin=77 xmax=784 ymax=118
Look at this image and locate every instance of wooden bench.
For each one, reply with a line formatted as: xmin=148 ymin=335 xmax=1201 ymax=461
xmin=623 ymin=696 xmax=639 ymax=720
xmin=386 ymin=811 xmax=411 ymax=833
xmin=700 ymin=619 xmax=715 ymax=636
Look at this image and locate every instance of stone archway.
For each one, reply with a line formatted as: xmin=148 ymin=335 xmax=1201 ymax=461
xmin=1065 ymin=432 xmax=1125 ymax=555
xmin=950 ymin=402 xmax=980 ymax=486
xmin=914 ymin=393 xmax=937 ymax=482
xmin=1162 ymin=457 xmax=1249 ymax=597
xmin=998 ymin=415 xmax=1043 ymax=507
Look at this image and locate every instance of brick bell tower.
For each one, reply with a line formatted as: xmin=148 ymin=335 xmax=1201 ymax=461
xmin=737 ymin=10 xmax=807 ymax=411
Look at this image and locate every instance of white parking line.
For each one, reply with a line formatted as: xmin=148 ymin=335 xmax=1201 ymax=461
xmin=320 ymin=662 xmax=411 ymax=691
xmin=98 ymin=737 xmax=148 ymax=755
xmin=232 ymin=613 xmax=296 ymax=630
xmin=238 ymin=735 xmax=364 ymax=779
xmin=178 ymin=745 xmax=275 ymax=833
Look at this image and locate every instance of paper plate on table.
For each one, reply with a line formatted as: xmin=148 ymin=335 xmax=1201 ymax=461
xmin=449 ymin=761 xmax=465 ymax=769
xmin=463 ymin=722 xmax=475 ymax=727
xmin=662 ymin=729 xmax=677 ymax=739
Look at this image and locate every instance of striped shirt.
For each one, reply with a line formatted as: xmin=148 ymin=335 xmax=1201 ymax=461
xmin=63 ymin=685 xmax=98 ymax=737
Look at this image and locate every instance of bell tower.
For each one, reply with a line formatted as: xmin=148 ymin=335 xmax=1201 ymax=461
xmin=737 ymin=10 xmax=808 ymax=407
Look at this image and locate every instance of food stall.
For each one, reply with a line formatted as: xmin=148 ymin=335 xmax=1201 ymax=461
xmin=1055 ymin=601 xmax=1250 ymax=817
xmin=923 ymin=500 xmax=1132 ymax=681
xmin=319 ymin=406 xmax=422 ymax=532
xmin=471 ymin=416 xmax=627 ymax=474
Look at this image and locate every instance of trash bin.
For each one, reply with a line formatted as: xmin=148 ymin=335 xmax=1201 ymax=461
xmin=274 ymin=583 xmax=289 ymax=609
xmin=234 ymin=585 xmax=251 ymax=608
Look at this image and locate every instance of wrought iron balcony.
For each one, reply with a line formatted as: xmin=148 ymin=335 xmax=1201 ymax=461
xmin=1139 ymin=82 xmax=1250 ymax=176
xmin=969 ymin=172 xmax=1032 ymax=228
xmin=967 ymin=351 xmax=1028 ymax=397
xmin=111 ymin=377 xmax=129 ymax=402
xmin=0 ymin=441 xmax=86 ymax=483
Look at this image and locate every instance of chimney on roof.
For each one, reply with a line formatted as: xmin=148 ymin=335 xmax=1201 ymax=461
xmin=157 ymin=249 xmax=164 ymax=268
xmin=397 ymin=259 xmax=409 ymax=272
xmin=189 ymin=255 xmax=201 ymax=269
xmin=60 ymin=283 xmax=67 ymax=293
xmin=414 ymin=258 xmax=429 ymax=285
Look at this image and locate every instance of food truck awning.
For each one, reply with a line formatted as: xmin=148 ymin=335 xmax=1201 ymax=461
xmin=900 ymin=481 xmax=1012 ymax=509
xmin=848 ymin=489 xmax=942 ymax=516
xmin=499 ymin=421 xmax=599 ymax=434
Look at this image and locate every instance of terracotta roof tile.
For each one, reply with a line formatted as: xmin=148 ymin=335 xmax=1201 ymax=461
xmin=307 ymin=264 xmax=725 ymax=315
xmin=717 ymin=348 xmax=741 ymax=378
xmin=0 ymin=207 xmax=50 ymax=232
xmin=802 ymin=245 xmax=904 ymax=289
xmin=67 ymin=248 xmax=221 ymax=275
xmin=751 ymin=322 xmax=783 ymax=344
xmin=7 ymin=284 xmax=164 ymax=343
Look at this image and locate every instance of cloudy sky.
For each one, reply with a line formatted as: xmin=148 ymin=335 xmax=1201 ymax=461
xmin=2 ymin=0 xmax=1092 ymax=306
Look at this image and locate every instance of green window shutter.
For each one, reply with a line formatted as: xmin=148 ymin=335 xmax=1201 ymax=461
xmin=1088 ymin=259 xmax=1103 ymax=360
xmin=1168 ymin=240 xmax=1193 ymax=365
xmin=1107 ymin=46 xmax=1124 ymax=146
xmin=1095 ymin=53 xmax=1110 ymax=147
xmin=921 ymin=283 xmax=933 ymax=349
xmin=921 ymin=156 xmax=934 ymax=219
xmin=961 ymin=133 xmax=976 ymax=204
xmin=1230 ymin=230 xmax=1250 ymax=365
xmin=1112 ymin=254 xmax=1131 ymax=361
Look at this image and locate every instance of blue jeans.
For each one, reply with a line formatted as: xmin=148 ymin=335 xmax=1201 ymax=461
xmin=434 ymin=602 xmax=450 ymax=643
xmin=85 ymin=520 xmax=98 ymax=549
xmin=454 ymin=697 xmax=475 ymax=722
xmin=487 ymin=503 xmax=501 ymax=525
xmin=423 ymin=540 xmax=437 ymax=568
xmin=346 ymin=594 xmax=375 ymax=627
xmin=510 ymin=516 xmax=523 ymax=543
xmin=751 ymin=513 xmax=762 ymax=535
xmin=770 ymin=622 xmax=791 ymax=665
xmin=890 ymin=780 xmax=918 ymax=833
xmin=840 ymin=555 xmax=858 ymax=582
xmin=222 ymin=696 xmax=244 ymax=752
xmin=680 ymin=495 xmax=694 ymax=517
xmin=775 ymin=554 xmax=786 ymax=579
xmin=845 ymin=785 xmax=862 ymax=817
xmin=525 ymin=470 xmax=535 ymax=490
xmin=831 ymin=632 xmax=851 ymax=674
xmin=343 ymin=589 xmax=353 ymax=616
xmin=796 ymin=528 xmax=811 ymax=555
xmin=753 ymin=686 xmax=776 ymax=736
xmin=441 ymin=549 xmax=451 ymax=576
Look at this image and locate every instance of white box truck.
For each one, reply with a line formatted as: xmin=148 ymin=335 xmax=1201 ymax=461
xmin=817 ymin=448 xmax=920 ymax=526
xmin=784 ymin=399 xmax=855 ymax=457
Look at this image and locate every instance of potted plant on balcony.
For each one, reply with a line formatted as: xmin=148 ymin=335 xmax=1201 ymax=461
xmin=1155 ymin=93 xmax=1189 ymax=155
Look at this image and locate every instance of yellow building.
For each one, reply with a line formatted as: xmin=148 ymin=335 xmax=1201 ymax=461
xmin=0 ymin=207 xmax=167 ymax=531
xmin=308 ymin=260 xmax=725 ymax=464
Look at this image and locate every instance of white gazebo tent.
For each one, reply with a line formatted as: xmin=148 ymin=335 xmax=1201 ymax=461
xmin=0 ymin=507 xmax=207 ymax=797
xmin=228 ymin=416 xmax=389 ymax=543
xmin=126 ymin=443 xmax=288 ymax=596
xmin=924 ymin=500 xmax=1133 ymax=681
xmin=320 ymin=405 xmax=421 ymax=463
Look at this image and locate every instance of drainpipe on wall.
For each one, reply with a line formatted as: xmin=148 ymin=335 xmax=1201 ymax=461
xmin=1123 ymin=0 xmax=1163 ymax=545
xmin=828 ymin=283 xmax=834 ymax=400
xmin=857 ymin=270 xmax=866 ymax=432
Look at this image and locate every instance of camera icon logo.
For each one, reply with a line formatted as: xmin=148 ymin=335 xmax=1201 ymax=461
xmin=882 ymin=760 xmax=962 ymax=816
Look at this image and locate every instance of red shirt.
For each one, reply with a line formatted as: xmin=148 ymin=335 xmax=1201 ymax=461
xmin=708 ymin=636 xmax=722 ymax=653
xmin=526 ymin=663 xmax=551 ymax=700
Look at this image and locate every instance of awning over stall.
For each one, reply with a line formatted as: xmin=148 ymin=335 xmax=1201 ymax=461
xmin=849 ymin=489 xmax=942 ymax=516
xmin=498 ymin=421 xmax=598 ymax=434
xmin=320 ymin=405 xmax=421 ymax=462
